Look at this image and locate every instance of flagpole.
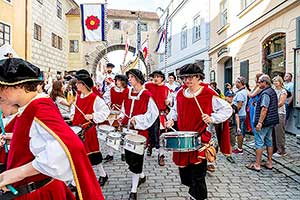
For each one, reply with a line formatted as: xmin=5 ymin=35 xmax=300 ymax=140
xmin=164 ymin=8 xmax=169 ymax=75
xmin=104 ymin=0 xmax=108 ymax=64
xmin=137 ymin=12 xmax=142 ymax=70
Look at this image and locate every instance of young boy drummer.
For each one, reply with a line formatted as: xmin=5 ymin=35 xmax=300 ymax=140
xmin=70 ymin=70 xmax=110 ymax=187
xmin=0 ymin=58 xmax=105 ymax=200
xmin=166 ymin=63 xmax=232 ymax=200
xmin=119 ymin=69 xmax=159 ymax=200
xmin=103 ymin=74 xmax=129 ymax=162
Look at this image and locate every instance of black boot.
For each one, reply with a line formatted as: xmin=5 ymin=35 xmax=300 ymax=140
xmin=103 ymin=155 xmax=113 ymax=163
xmin=146 ymin=147 xmax=152 ymax=156
xmin=121 ymin=153 xmax=126 ymax=161
xmin=98 ymin=174 xmax=108 ymax=186
xmin=128 ymin=192 xmax=137 ymax=200
xmin=138 ymin=176 xmax=146 ymax=187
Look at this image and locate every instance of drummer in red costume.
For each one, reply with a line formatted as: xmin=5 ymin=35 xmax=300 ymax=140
xmin=70 ymin=70 xmax=110 ymax=187
xmin=166 ymin=63 xmax=232 ymax=200
xmin=0 ymin=58 xmax=105 ymax=200
xmin=119 ymin=69 xmax=159 ymax=200
xmin=103 ymin=74 xmax=129 ymax=162
xmin=145 ymin=70 xmax=171 ymax=166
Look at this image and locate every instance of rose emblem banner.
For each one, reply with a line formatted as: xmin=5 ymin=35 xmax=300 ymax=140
xmin=80 ymin=4 xmax=105 ymax=41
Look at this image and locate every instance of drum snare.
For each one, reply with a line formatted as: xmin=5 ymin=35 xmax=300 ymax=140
xmin=106 ymin=132 xmax=122 ymax=151
xmin=96 ymin=125 xmax=115 ymax=141
xmin=70 ymin=126 xmax=84 ymax=140
xmin=160 ymin=131 xmax=202 ymax=152
xmin=124 ymin=134 xmax=146 ymax=155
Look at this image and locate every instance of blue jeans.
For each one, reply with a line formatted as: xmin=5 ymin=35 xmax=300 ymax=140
xmin=236 ymin=116 xmax=246 ymax=137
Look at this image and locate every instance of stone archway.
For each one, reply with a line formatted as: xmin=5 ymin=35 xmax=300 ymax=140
xmin=85 ymin=43 xmax=148 ymax=75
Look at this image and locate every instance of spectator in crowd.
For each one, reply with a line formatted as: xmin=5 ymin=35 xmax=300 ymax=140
xmin=284 ymin=72 xmax=294 ymax=120
xmin=272 ymin=75 xmax=287 ymax=157
xmin=50 ymin=80 xmax=71 ymax=120
xmin=232 ymin=76 xmax=248 ymax=154
xmin=225 ymin=83 xmax=233 ymax=93
xmin=210 ymin=81 xmax=222 ymax=96
xmin=224 ymin=90 xmax=238 ymax=163
xmin=246 ymin=75 xmax=279 ymax=171
xmin=165 ymin=73 xmax=178 ymax=92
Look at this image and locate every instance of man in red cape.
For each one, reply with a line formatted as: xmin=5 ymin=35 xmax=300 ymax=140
xmin=0 ymin=58 xmax=104 ymax=200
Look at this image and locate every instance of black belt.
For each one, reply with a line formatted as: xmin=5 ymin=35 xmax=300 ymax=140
xmin=0 ymin=178 xmax=52 ymax=200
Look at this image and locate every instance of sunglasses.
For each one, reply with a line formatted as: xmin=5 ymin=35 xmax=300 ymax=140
xmin=179 ymin=75 xmax=198 ymax=80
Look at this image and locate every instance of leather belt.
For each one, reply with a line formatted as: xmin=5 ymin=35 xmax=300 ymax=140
xmin=0 ymin=178 xmax=52 ymax=200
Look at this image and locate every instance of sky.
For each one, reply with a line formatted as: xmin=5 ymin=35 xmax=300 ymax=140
xmin=75 ymin=0 xmax=169 ymax=12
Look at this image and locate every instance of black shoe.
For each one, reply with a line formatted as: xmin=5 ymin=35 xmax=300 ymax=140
xmin=158 ymin=154 xmax=165 ymax=166
xmin=128 ymin=192 xmax=137 ymax=200
xmin=146 ymin=147 xmax=152 ymax=156
xmin=121 ymin=153 xmax=126 ymax=161
xmin=138 ymin=176 xmax=146 ymax=187
xmin=104 ymin=155 xmax=113 ymax=162
xmin=68 ymin=184 xmax=77 ymax=192
xmin=98 ymin=175 xmax=108 ymax=186
xmin=226 ymin=155 xmax=236 ymax=163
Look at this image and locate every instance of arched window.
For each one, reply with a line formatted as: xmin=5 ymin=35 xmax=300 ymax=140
xmin=262 ymin=33 xmax=286 ymax=78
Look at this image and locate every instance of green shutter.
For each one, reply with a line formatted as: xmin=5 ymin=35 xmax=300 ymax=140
xmin=297 ymin=16 xmax=300 ymax=48
xmin=240 ymin=60 xmax=249 ymax=82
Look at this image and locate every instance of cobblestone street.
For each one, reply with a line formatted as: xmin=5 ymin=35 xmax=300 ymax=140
xmin=98 ymin=137 xmax=300 ymax=200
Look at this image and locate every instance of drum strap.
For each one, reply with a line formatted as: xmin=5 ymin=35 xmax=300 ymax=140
xmin=127 ymin=88 xmax=145 ymax=129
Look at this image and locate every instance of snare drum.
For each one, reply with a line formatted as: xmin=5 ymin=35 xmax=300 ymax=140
xmin=106 ymin=132 xmax=121 ymax=151
xmin=124 ymin=135 xmax=146 ymax=155
xmin=160 ymin=131 xmax=201 ymax=152
xmin=70 ymin=126 xmax=82 ymax=135
xmin=96 ymin=125 xmax=115 ymax=141
xmin=122 ymin=128 xmax=138 ymax=135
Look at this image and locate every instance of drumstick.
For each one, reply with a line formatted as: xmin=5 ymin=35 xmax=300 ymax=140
xmin=193 ymin=95 xmax=209 ymax=125
xmin=111 ymin=104 xmax=130 ymax=119
xmin=169 ymin=127 xmax=177 ymax=132
xmin=72 ymin=103 xmax=93 ymax=124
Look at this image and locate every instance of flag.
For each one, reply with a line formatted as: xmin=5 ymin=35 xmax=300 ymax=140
xmin=80 ymin=4 xmax=105 ymax=41
xmin=155 ymin=19 xmax=167 ymax=54
xmin=122 ymin=37 xmax=130 ymax=66
xmin=141 ymin=39 xmax=149 ymax=60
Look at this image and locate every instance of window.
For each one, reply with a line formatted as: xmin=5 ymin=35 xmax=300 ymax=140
xmin=181 ymin=25 xmax=187 ymax=49
xmin=0 ymin=22 xmax=11 ymax=46
xmin=34 ymin=23 xmax=42 ymax=41
xmin=262 ymin=33 xmax=286 ymax=78
xmin=37 ymin=0 xmax=43 ymax=4
xmin=58 ymin=36 xmax=62 ymax=50
xmin=167 ymin=37 xmax=172 ymax=57
xmin=296 ymin=17 xmax=300 ymax=48
xmin=241 ymin=0 xmax=255 ymax=10
xmin=70 ymin=40 xmax=79 ymax=53
xmin=193 ymin=15 xmax=201 ymax=42
xmin=220 ymin=0 xmax=228 ymax=27
xmin=160 ymin=54 xmax=164 ymax=62
xmin=57 ymin=0 xmax=62 ymax=19
xmin=141 ymin=23 xmax=148 ymax=32
xmin=52 ymin=33 xmax=57 ymax=48
xmin=113 ymin=21 xmax=121 ymax=30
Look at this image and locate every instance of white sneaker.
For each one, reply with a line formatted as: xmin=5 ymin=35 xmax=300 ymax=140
xmin=273 ymin=152 xmax=286 ymax=157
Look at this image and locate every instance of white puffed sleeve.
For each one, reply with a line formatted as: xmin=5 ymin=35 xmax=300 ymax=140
xmin=30 ymin=120 xmax=73 ymax=182
xmin=133 ymin=97 xmax=159 ymax=130
xmin=167 ymin=98 xmax=178 ymax=121
xmin=211 ymin=96 xmax=232 ymax=124
xmin=92 ymin=96 xmax=110 ymax=123
xmin=103 ymin=89 xmax=111 ymax=105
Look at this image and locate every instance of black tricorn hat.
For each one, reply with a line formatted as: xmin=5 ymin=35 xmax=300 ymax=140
xmin=115 ymin=74 xmax=128 ymax=84
xmin=75 ymin=69 xmax=94 ymax=90
xmin=126 ymin=69 xmax=145 ymax=84
xmin=0 ymin=58 xmax=43 ymax=85
xmin=106 ymin=63 xmax=115 ymax=68
xmin=179 ymin=63 xmax=205 ymax=80
xmin=152 ymin=70 xmax=165 ymax=81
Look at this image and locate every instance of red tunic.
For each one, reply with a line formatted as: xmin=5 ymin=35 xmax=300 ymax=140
xmin=173 ymin=84 xmax=215 ymax=167
xmin=7 ymin=97 xmax=104 ymax=200
xmin=110 ymin=87 xmax=129 ymax=110
xmin=145 ymin=82 xmax=169 ymax=111
xmin=72 ymin=93 xmax=101 ymax=164
xmin=122 ymin=89 xmax=152 ymax=139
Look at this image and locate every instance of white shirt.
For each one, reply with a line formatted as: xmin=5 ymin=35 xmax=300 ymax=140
xmin=167 ymin=87 xmax=232 ymax=124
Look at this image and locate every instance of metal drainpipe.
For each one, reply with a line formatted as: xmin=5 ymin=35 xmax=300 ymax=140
xmin=25 ymin=0 xmax=28 ymax=60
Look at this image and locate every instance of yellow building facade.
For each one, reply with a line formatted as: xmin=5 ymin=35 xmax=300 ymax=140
xmin=0 ymin=0 xmax=28 ymax=59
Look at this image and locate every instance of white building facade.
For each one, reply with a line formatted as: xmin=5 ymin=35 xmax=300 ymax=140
xmin=156 ymin=0 xmax=210 ymax=81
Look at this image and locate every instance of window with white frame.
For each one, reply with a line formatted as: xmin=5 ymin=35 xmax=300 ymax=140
xmin=220 ymin=0 xmax=228 ymax=28
xmin=0 ymin=22 xmax=11 ymax=46
xmin=57 ymin=0 xmax=62 ymax=19
xmin=241 ymin=0 xmax=255 ymax=10
xmin=193 ymin=15 xmax=201 ymax=42
xmin=70 ymin=40 xmax=79 ymax=53
xmin=34 ymin=23 xmax=42 ymax=41
xmin=167 ymin=37 xmax=172 ymax=57
xmin=181 ymin=25 xmax=187 ymax=49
